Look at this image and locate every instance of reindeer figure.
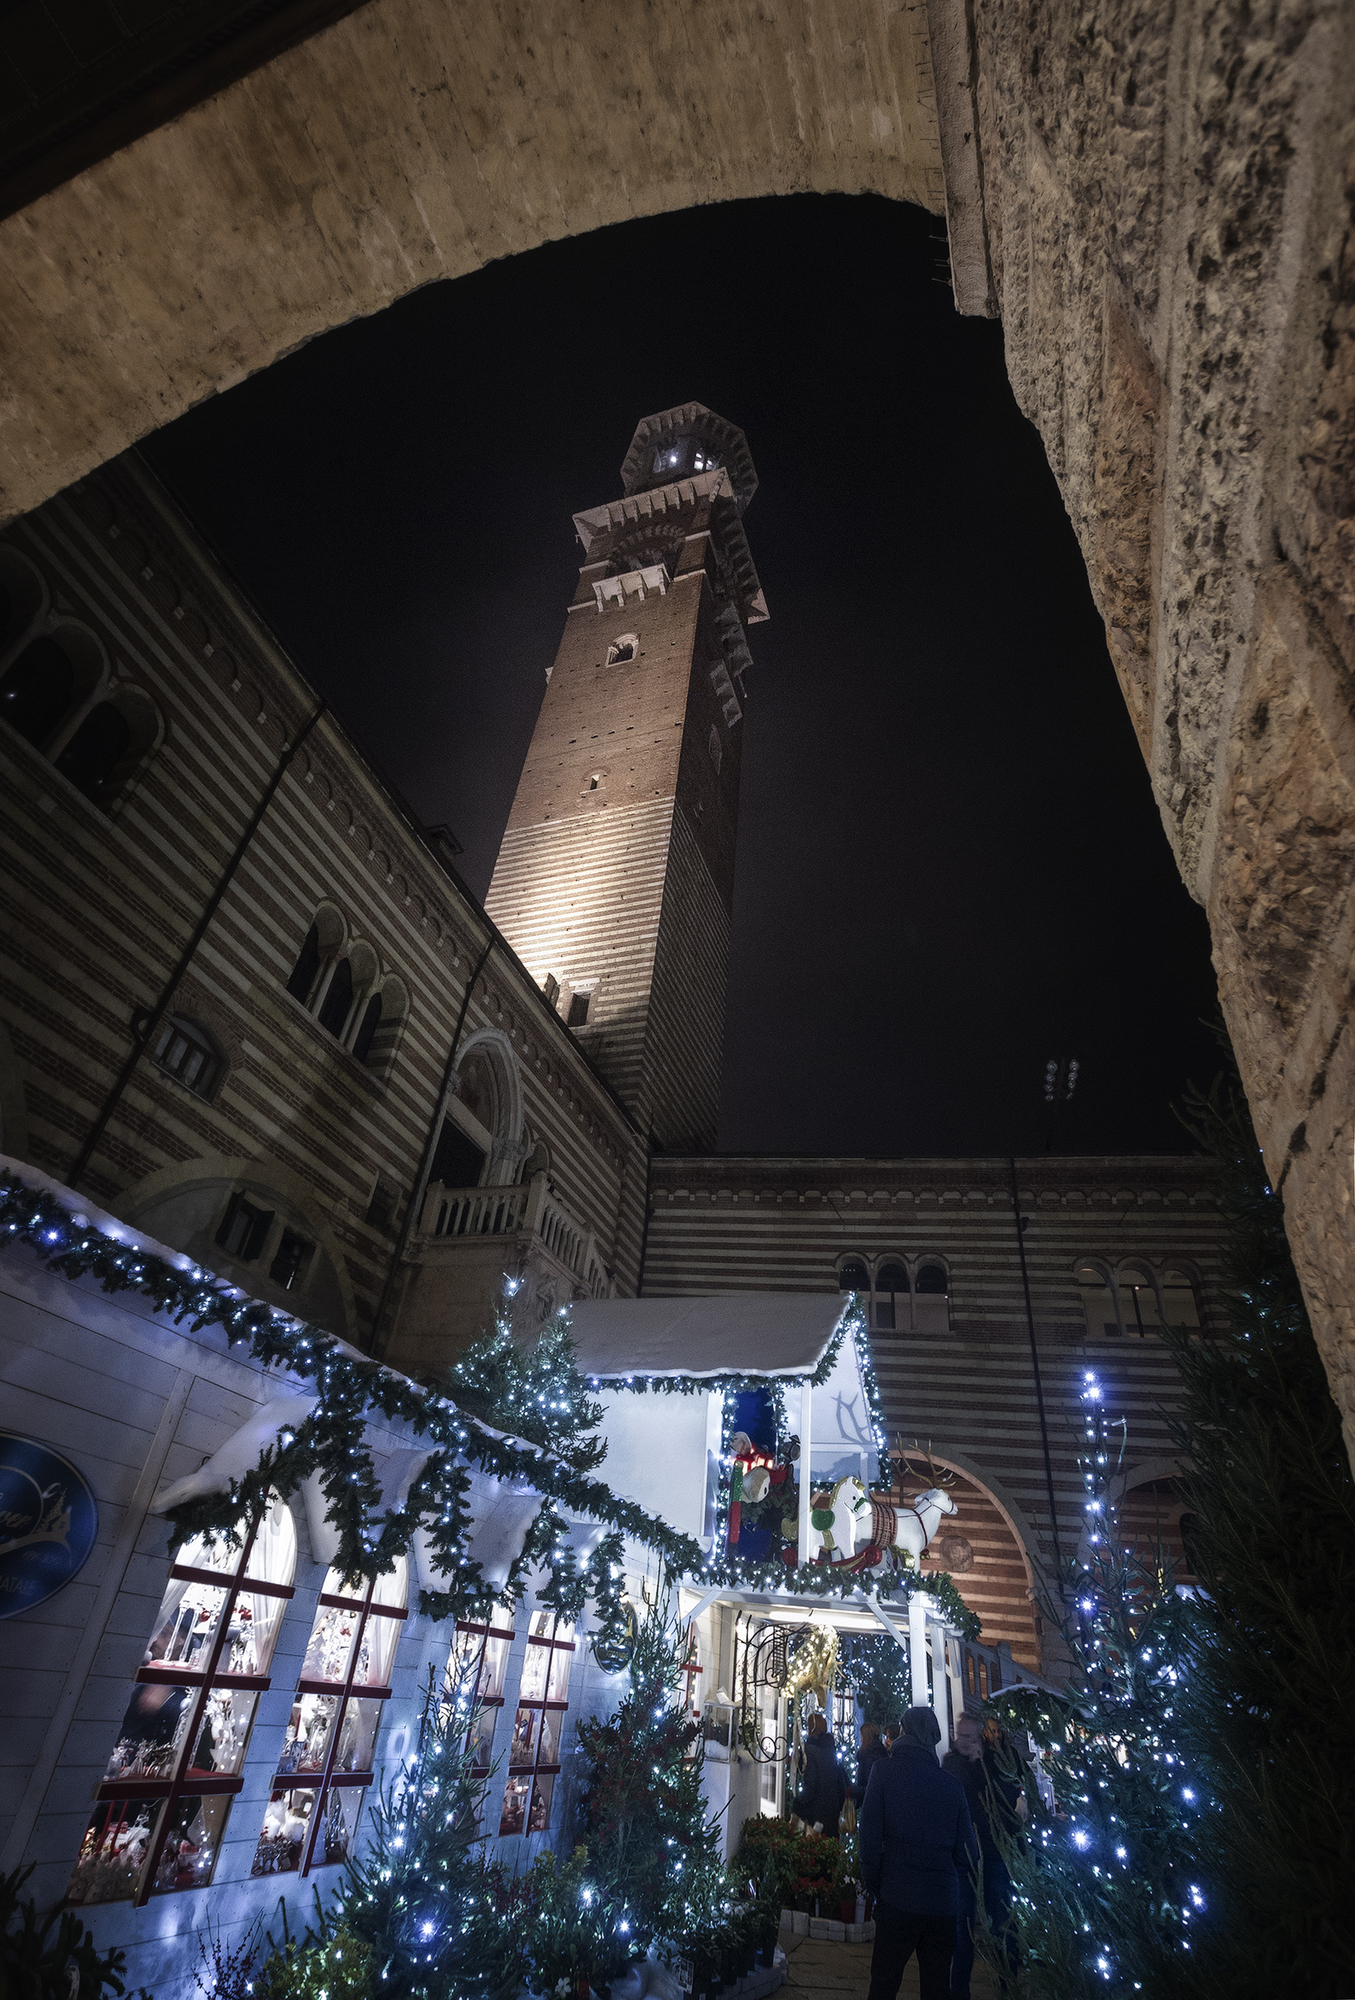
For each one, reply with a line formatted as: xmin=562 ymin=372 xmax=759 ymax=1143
xmin=808 ymin=1447 xmax=959 ymax=1573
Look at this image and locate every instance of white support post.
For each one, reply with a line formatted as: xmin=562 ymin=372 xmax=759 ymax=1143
xmin=946 ymin=1626 xmax=966 ymax=1724
xmin=908 ymin=1591 xmax=929 ymax=1708
xmin=930 ymin=1613 xmax=951 ymax=1761
xmin=797 ymin=1374 xmax=814 ymax=1562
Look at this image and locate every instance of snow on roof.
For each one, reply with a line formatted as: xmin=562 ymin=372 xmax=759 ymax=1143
xmin=567 ymin=1293 xmax=849 ymax=1381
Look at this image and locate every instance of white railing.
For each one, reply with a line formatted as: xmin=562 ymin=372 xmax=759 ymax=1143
xmin=419 ymin=1171 xmax=612 ymax=1299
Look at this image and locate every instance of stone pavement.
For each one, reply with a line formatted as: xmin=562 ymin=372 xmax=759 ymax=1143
xmin=781 ymin=1930 xmax=1003 ymax=1999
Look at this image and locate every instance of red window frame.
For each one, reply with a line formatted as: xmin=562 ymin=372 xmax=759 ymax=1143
xmin=450 ymin=1613 xmax=517 ymax=1775
xmin=85 ymin=1512 xmax=295 ymax=1907
xmin=499 ymin=1613 xmax=575 ymax=1837
xmin=262 ymin=1571 xmax=407 ymax=1877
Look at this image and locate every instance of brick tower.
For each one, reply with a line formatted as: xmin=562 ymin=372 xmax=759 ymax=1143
xmin=485 ymin=404 xmax=767 ymax=1152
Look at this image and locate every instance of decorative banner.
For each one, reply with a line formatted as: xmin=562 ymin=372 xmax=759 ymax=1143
xmin=0 ymin=1432 xmax=99 ymax=1620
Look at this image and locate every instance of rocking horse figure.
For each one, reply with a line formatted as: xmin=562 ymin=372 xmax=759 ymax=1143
xmin=809 ymin=1450 xmax=959 ymax=1574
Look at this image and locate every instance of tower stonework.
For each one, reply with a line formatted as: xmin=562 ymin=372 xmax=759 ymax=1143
xmin=485 ymin=405 xmax=767 ymax=1153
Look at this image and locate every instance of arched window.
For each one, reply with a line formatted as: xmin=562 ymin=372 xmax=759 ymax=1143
xmin=358 ymin=974 xmax=407 ymax=1075
xmin=873 ymin=1261 xmax=910 ymax=1332
xmin=606 ymin=635 xmax=637 ymax=665
xmin=52 ymin=685 xmax=161 ymax=805
xmin=914 ymin=1261 xmax=950 ymax=1332
xmin=1119 ymin=1263 xmax=1163 ymax=1338
xmin=68 ymin=1495 xmax=296 ymax=1907
xmin=152 ymin=1015 xmax=224 ymax=1100
xmin=287 ymin=924 xmax=321 ymax=1004
xmin=317 ymin=956 xmax=354 ymax=1039
xmin=838 ymin=1257 xmax=870 ymax=1294
xmin=1161 ymin=1264 xmax=1203 ymax=1336
xmin=351 ymin=991 xmax=382 ymax=1063
xmin=257 ymin=1556 xmax=407 ymax=1877
xmin=1076 ymin=1261 xmax=1118 ymax=1337
xmin=0 ymin=546 xmax=45 ymax=653
xmin=0 ymin=635 xmax=75 ymax=747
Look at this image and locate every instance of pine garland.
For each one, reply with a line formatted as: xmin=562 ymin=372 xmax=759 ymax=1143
xmin=0 ymin=1171 xmax=976 ymax=1634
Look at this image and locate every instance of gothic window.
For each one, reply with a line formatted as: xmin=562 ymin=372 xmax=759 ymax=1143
xmin=1 ymin=635 xmax=76 ymax=746
xmin=448 ymin=1607 xmax=516 ymax=1796
xmin=873 ymin=1261 xmax=910 ymax=1332
xmin=256 ymin=1558 xmax=408 ymax=1877
xmin=1075 ymin=1261 xmax=1117 ymax=1337
xmin=838 ymin=1258 xmax=870 ymax=1294
xmin=317 ymin=956 xmax=354 ymax=1039
xmin=708 ymin=724 xmax=723 ymax=772
xmin=914 ymin=1261 xmax=950 ymax=1332
xmin=68 ymin=1496 xmax=297 ymax=1906
xmin=1118 ymin=1264 xmax=1165 ymax=1338
xmin=215 ymin=1192 xmax=274 ymax=1262
xmin=606 ymin=636 xmax=636 ymax=665
xmin=498 ymin=1611 xmax=575 ymax=1837
xmin=51 ymin=686 xmax=161 ymax=804
xmin=152 ymin=1015 xmax=224 ymax=1100
xmin=1161 ymin=1265 xmax=1203 ymax=1335
xmin=351 ymin=991 xmax=382 ymax=1063
xmin=287 ymin=924 xmax=322 ymax=1004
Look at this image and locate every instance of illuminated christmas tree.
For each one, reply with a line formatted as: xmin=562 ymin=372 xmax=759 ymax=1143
xmin=992 ymin=1373 xmax=1208 ymax=1999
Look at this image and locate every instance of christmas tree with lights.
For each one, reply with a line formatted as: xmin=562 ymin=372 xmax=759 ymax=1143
xmin=443 ymin=1309 xmax=607 ymax=1472
xmin=992 ymin=1373 xmax=1207 ymax=2000
xmin=568 ymin=1587 xmax=726 ymax=1983
xmin=326 ymin=1667 xmax=516 ymax=1999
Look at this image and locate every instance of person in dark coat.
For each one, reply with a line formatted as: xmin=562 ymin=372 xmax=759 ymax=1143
xmin=942 ymin=1713 xmax=1025 ymax=1997
xmin=795 ymin=1713 xmax=847 ymax=1832
xmin=859 ymin=1704 xmax=978 ymax=2000
xmin=854 ymin=1722 xmax=888 ymax=1807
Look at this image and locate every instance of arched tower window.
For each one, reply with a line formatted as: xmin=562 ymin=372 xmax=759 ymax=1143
xmin=317 ymin=956 xmax=354 ymax=1039
xmin=351 ymin=991 xmax=382 ymax=1063
xmin=152 ymin=1015 xmax=224 ymax=1100
xmin=0 ymin=635 xmax=74 ymax=746
xmin=914 ymin=1260 xmax=950 ymax=1332
xmin=53 ymin=685 xmax=162 ymax=805
xmin=287 ymin=925 xmax=321 ymax=1004
xmin=68 ymin=1496 xmax=297 ymax=1906
xmin=838 ymin=1257 xmax=870 ymax=1295
xmin=1076 ymin=1261 xmax=1118 ymax=1337
xmin=605 ymin=636 xmax=637 ymax=665
xmin=873 ymin=1261 xmax=910 ymax=1332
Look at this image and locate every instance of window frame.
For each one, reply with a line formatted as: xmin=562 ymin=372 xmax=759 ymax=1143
xmin=498 ymin=1612 xmax=575 ymax=1838
xmin=79 ymin=1505 xmax=296 ymax=1908
xmin=261 ymin=1565 xmax=408 ymax=1879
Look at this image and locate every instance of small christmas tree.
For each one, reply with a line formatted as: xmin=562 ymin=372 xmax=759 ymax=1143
xmin=328 ymin=1667 xmax=515 ymax=1999
xmin=571 ymin=1585 xmax=726 ymax=1977
xmin=992 ymin=1373 xmax=1207 ymax=1999
xmin=443 ymin=1311 xmax=607 ymax=1472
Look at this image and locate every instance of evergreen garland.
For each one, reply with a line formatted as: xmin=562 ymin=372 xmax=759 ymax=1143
xmin=1157 ymin=1072 xmax=1355 ymax=1997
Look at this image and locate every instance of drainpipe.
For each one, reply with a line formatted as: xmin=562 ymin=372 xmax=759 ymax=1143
xmin=367 ymin=932 xmax=495 ymax=1355
xmin=1007 ymin=1156 xmax=1066 ymax=1589
xmin=68 ymin=701 xmax=326 ymax=1191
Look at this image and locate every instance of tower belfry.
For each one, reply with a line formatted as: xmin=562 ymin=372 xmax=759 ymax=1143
xmin=485 ymin=404 xmax=768 ymax=1152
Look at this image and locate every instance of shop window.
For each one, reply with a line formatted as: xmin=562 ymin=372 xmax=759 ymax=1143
xmin=498 ymin=1611 xmax=575 ymax=1837
xmin=67 ymin=1496 xmax=296 ymax=1906
xmin=255 ymin=1557 xmax=407 ymax=1877
xmin=152 ymin=1015 xmax=224 ymax=1100
xmin=447 ymin=1609 xmax=517 ymax=1793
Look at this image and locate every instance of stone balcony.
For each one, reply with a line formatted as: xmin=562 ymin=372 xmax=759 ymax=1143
xmin=386 ymin=1171 xmax=614 ymax=1375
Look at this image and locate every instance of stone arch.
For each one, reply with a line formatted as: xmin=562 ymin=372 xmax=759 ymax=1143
xmin=116 ymin=1153 xmax=359 ymax=1341
xmin=452 ymin=1027 xmax=525 ymax=1183
xmin=896 ymin=1445 xmax=1046 ymax=1674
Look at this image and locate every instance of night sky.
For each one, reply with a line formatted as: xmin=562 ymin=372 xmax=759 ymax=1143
xmin=142 ymin=194 xmax=1222 ymax=1160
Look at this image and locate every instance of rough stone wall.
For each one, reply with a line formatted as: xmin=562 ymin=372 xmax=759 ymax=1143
xmin=939 ymin=0 xmax=1355 ymax=1452
xmin=0 ymin=0 xmax=943 ymax=519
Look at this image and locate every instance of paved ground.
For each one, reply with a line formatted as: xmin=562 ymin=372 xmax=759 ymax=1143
xmin=780 ymin=1931 xmax=1003 ymax=1999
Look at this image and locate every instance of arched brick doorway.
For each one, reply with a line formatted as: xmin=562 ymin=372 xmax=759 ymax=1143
xmin=895 ymin=1453 xmax=1043 ymax=1675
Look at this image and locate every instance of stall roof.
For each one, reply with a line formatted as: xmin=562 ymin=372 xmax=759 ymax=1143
xmin=567 ymin=1294 xmax=849 ymax=1381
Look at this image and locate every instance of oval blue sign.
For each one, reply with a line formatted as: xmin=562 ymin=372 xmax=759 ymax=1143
xmin=0 ymin=1432 xmax=99 ymax=1620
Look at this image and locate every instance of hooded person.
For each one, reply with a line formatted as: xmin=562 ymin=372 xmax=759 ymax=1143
xmin=942 ymin=1713 xmax=1025 ymax=1998
xmin=794 ymin=1713 xmax=847 ymax=1833
xmin=859 ymin=1705 xmax=978 ymax=2000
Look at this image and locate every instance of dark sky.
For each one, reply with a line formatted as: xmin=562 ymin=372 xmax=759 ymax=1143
xmin=142 ymin=193 xmax=1221 ymax=1160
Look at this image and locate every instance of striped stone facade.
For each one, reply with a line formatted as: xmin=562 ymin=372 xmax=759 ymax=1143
xmin=641 ymin=1154 xmax=1228 ymax=1668
xmin=0 ymin=454 xmax=647 ymax=1361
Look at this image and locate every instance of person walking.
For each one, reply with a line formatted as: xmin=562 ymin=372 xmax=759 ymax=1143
xmin=795 ymin=1713 xmax=847 ymax=1833
xmin=854 ymin=1722 xmax=888 ymax=1807
xmin=859 ymin=1705 xmax=978 ymax=2000
xmin=942 ymin=1712 xmax=1025 ymax=1997
xmin=885 ymin=1718 xmax=902 ymax=1754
